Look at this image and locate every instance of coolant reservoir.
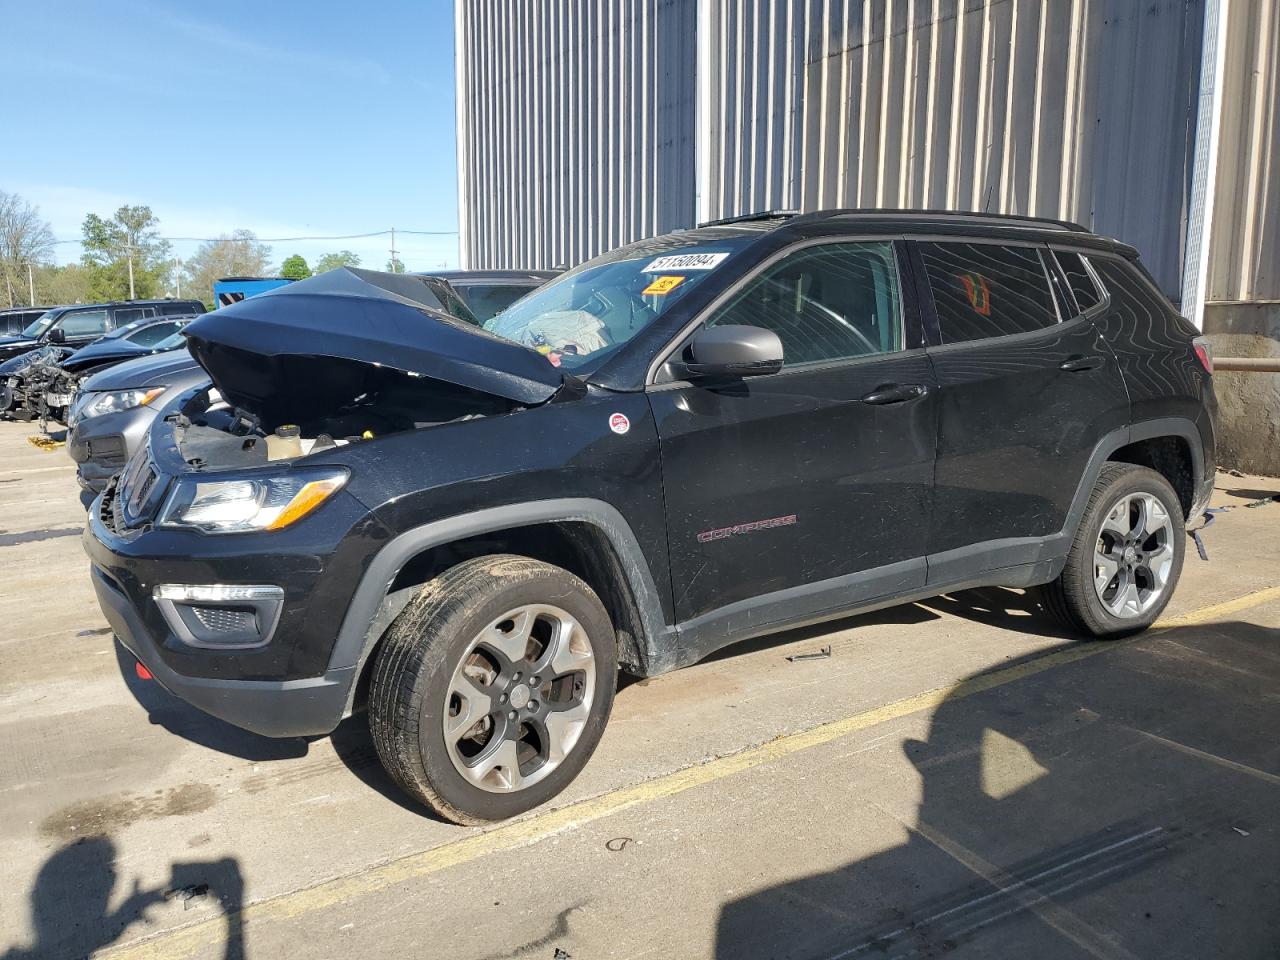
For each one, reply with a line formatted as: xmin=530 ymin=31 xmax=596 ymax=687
xmin=266 ymin=424 xmax=303 ymax=461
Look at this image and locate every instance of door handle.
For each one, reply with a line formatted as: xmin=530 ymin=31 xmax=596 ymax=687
xmin=1059 ymin=355 xmax=1104 ymax=372
xmin=859 ymin=383 xmax=927 ymax=405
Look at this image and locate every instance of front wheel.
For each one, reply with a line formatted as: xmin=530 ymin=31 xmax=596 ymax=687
xmin=368 ymin=555 xmax=617 ymax=824
xmin=1038 ymin=463 xmax=1186 ymax=638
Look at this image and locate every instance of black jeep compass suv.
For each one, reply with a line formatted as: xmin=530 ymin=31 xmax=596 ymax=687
xmin=85 ymin=211 xmax=1216 ymax=824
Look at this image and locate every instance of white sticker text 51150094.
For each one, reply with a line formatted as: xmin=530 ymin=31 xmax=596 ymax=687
xmin=641 ymin=252 xmax=730 ymax=273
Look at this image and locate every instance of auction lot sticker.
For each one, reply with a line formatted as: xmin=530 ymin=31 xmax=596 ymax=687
xmin=642 ymin=275 xmax=685 ymax=296
xmin=609 ymin=412 xmax=631 ymax=434
xmin=641 ymin=252 xmax=730 ymax=272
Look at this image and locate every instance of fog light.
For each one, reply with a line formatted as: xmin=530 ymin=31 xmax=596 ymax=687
xmin=153 ymin=584 xmax=284 ymax=649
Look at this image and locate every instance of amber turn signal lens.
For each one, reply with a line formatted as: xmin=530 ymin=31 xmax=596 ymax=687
xmin=264 ymin=477 xmax=346 ymax=531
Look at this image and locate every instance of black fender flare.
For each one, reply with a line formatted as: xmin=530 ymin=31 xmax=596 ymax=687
xmin=328 ymin=498 xmax=676 ymax=705
xmin=1060 ymin=416 xmax=1206 ymax=546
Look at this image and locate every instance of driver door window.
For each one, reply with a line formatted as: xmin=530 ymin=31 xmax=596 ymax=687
xmin=707 ymin=241 xmax=903 ymax=366
xmin=59 ymin=310 xmax=110 ymax=337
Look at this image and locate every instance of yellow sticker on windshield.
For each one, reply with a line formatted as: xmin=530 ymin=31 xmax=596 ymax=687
xmin=643 ymin=275 xmax=685 ymax=296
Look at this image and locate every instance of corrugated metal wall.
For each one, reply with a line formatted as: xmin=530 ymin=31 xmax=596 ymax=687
xmin=700 ymin=0 xmax=1205 ymax=298
xmin=457 ymin=0 xmax=1215 ymax=299
xmin=1206 ymin=0 xmax=1279 ymax=302
xmin=455 ymin=0 xmax=697 ymax=270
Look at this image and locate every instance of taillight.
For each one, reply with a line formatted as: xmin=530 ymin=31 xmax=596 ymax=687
xmin=1192 ymin=337 xmax=1213 ymax=374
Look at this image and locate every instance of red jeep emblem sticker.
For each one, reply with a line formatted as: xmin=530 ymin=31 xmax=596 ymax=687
xmin=609 ymin=413 xmax=631 ymax=435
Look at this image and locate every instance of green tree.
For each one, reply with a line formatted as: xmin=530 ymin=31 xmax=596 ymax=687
xmin=314 ymin=250 xmax=361 ymax=274
xmin=33 ymin=263 xmax=93 ymax=305
xmin=385 ymin=256 xmax=406 ymax=274
xmin=80 ymin=205 xmax=171 ymax=301
xmin=279 ymin=254 xmax=312 ymax=280
xmin=181 ymin=230 xmax=274 ymax=309
xmin=0 ymin=191 xmax=56 ymax=306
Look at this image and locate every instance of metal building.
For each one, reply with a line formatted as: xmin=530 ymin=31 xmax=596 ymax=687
xmin=455 ymin=0 xmax=1277 ymax=467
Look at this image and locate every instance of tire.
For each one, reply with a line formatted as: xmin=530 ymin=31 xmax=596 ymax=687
xmin=1038 ymin=463 xmax=1185 ymax=638
xmin=368 ymin=554 xmax=617 ymax=825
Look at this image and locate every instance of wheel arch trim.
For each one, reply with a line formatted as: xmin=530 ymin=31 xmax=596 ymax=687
xmin=1065 ymin=417 xmax=1206 ymax=540
xmin=327 ymin=498 xmax=675 ymax=685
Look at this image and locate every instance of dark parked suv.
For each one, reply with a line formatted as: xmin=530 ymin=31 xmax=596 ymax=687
xmin=0 ymin=298 xmax=206 ymax=363
xmin=85 ymin=212 xmax=1215 ymax=824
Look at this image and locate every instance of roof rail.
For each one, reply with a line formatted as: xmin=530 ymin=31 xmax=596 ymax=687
xmin=788 ymin=207 xmax=1090 ymax=232
xmin=697 ymin=209 xmax=799 ymax=228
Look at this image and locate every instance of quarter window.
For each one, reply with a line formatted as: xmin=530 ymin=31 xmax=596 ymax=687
xmin=706 ymin=241 xmax=903 ymax=366
xmin=1053 ymin=250 xmax=1104 ymax=314
xmin=919 ymin=242 xmax=1059 ymax=343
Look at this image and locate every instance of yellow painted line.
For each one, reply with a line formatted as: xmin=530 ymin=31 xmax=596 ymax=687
xmin=101 ymin=585 xmax=1280 ymax=960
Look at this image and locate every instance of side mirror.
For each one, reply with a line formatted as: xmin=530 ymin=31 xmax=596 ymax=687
xmin=47 ymin=328 xmax=66 ymax=344
xmin=686 ymin=325 xmax=784 ymax=379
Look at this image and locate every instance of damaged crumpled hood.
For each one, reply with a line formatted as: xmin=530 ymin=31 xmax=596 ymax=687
xmin=181 ymin=267 xmax=565 ymax=416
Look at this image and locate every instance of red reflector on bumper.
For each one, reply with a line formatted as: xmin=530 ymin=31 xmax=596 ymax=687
xmin=135 ymin=661 xmax=154 ymax=681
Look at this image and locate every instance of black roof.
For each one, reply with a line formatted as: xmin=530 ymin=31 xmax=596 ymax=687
xmin=48 ymin=298 xmax=203 ymax=312
xmin=692 ymin=207 xmax=1135 ymax=257
xmin=0 ymin=305 xmax=53 ymax=314
xmin=699 ymin=207 xmax=1088 ymax=232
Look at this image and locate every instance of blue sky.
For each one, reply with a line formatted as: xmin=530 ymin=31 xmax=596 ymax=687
xmin=5 ymin=0 xmax=459 ymax=271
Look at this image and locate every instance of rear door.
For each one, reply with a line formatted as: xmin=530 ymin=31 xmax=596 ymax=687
xmin=914 ymin=238 xmax=1129 ymax=582
xmin=650 ymin=239 xmax=937 ymax=642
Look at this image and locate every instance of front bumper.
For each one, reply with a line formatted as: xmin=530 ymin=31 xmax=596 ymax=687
xmin=93 ymin=565 xmax=354 ymax=737
xmin=84 ymin=470 xmax=384 ymax=738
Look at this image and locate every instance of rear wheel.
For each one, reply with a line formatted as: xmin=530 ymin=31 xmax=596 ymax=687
xmin=368 ymin=555 xmax=617 ymax=824
xmin=1039 ymin=463 xmax=1185 ymax=638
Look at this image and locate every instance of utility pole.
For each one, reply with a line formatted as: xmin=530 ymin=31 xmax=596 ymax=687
xmin=126 ymin=247 xmax=136 ymax=300
xmin=174 ymin=258 xmax=181 ymax=298
xmin=27 ymin=263 xmax=35 ymax=306
xmin=389 ymin=227 xmax=398 ymax=273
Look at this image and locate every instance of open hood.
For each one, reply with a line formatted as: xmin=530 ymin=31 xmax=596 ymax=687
xmin=182 ymin=267 xmax=565 ymax=422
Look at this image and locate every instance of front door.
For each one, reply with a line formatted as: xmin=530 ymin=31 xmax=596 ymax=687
xmin=55 ymin=308 xmax=112 ymax=347
xmin=913 ymin=239 xmax=1130 ymax=582
xmin=649 ymin=240 xmax=937 ymax=656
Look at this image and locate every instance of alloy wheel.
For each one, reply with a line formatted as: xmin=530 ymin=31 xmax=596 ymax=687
xmin=443 ymin=604 xmax=596 ymax=793
xmin=1092 ymin=492 xmax=1175 ymax=619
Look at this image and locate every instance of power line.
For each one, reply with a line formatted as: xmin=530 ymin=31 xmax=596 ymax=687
xmin=49 ymin=227 xmax=458 ymax=246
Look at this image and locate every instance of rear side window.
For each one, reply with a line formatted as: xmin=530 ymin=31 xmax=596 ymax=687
xmin=113 ymin=307 xmax=155 ymax=324
xmin=707 ymin=241 xmax=903 ymax=366
xmin=918 ymin=242 xmax=1059 ymax=344
xmin=1054 ymin=250 xmax=1104 ymax=314
xmin=59 ymin=309 xmax=110 ymax=337
xmin=126 ymin=321 xmax=182 ymax=347
xmin=162 ymin=302 xmax=201 ymax=316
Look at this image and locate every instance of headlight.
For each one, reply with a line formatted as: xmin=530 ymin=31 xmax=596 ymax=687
xmin=76 ymin=387 xmax=167 ymax=424
xmin=158 ymin=468 xmax=348 ymax=534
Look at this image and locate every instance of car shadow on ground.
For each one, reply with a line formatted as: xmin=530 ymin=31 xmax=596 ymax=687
xmin=713 ymin=619 xmax=1280 ymax=959
xmin=113 ymin=640 xmax=310 ymax=763
xmin=1 ymin=835 xmax=245 ymax=960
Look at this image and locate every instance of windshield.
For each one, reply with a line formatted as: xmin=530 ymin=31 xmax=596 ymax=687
xmin=20 ymin=310 xmax=59 ymax=339
xmin=484 ymin=236 xmax=755 ymax=370
xmin=457 ymin=283 xmax=541 ymax=326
